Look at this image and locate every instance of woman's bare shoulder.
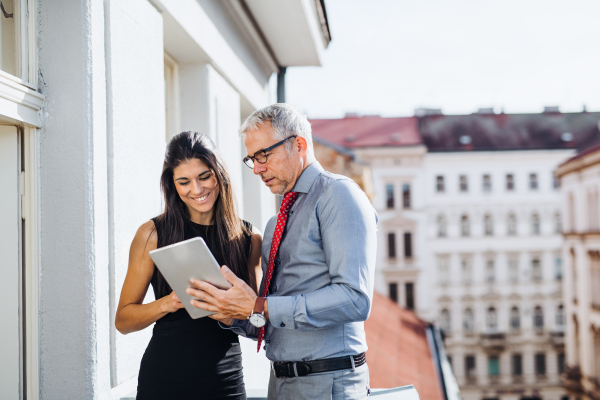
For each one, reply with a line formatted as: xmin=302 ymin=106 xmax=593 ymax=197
xmin=132 ymin=220 xmax=158 ymax=250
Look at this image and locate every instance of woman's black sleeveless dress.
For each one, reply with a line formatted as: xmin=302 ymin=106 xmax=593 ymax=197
xmin=136 ymin=219 xmax=252 ymax=400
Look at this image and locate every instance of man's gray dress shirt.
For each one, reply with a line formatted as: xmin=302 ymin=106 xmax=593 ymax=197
xmin=228 ymin=162 xmax=378 ymax=362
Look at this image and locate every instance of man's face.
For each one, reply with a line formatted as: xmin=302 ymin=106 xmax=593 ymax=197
xmin=244 ymin=124 xmax=301 ymax=195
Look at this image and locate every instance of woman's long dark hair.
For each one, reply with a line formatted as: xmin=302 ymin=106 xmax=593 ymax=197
xmin=153 ymin=131 xmax=252 ymax=294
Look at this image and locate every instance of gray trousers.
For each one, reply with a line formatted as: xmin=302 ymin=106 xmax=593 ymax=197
xmin=267 ymin=363 xmax=370 ymax=400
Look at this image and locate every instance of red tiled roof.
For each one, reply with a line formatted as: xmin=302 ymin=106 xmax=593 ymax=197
xmin=366 ymin=292 xmax=444 ymax=400
xmin=309 ymin=116 xmax=422 ymax=148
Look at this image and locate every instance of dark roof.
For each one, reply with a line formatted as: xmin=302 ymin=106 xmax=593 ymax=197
xmin=365 ymin=292 xmax=445 ymax=400
xmin=310 ymin=116 xmax=422 ymax=148
xmin=310 ymin=112 xmax=600 ymax=153
xmin=418 ymin=112 xmax=600 ymax=152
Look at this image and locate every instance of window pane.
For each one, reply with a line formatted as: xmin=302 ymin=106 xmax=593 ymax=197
xmin=436 ymin=176 xmax=445 ymax=192
xmin=512 ymin=354 xmax=522 ymax=376
xmin=0 ymin=0 xmax=17 ymax=76
xmin=461 ymin=215 xmax=470 ymax=236
xmin=488 ymin=356 xmax=500 ymax=376
xmin=460 ymin=175 xmax=468 ymax=192
xmin=558 ymin=353 xmax=565 ymax=374
xmin=386 ymin=184 xmax=394 ymax=209
xmin=535 ymin=353 xmax=546 ymax=375
xmin=465 ymin=355 xmax=476 ymax=377
xmin=555 ymin=257 xmax=563 ymax=280
xmin=402 ymin=184 xmax=411 ymax=208
xmin=404 ymin=232 xmax=412 ymax=258
xmin=437 ymin=215 xmax=447 ymax=237
xmin=405 ymin=282 xmax=414 ymax=310
xmin=483 ymin=174 xmax=492 ymax=192
xmin=389 ymin=283 xmax=398 ymax=303
xmin=530 ymin=173 xmax=538 ymax=190
xmin=532 ymin=258 xmax=542 ymax=281
xmin=387 ymin=233 xmax=396 ymax=258
xmin=486 ymin=260 xmax=495 ymax=283
xmin=506 ymin=174 xmax=514 ymax=190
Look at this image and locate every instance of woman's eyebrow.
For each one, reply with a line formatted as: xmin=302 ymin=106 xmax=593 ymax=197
xmin=175 ymin=170 xmax=211 ymax=181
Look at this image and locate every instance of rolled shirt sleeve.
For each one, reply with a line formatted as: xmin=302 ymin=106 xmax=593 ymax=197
xmin=267 ymin=179 xmax=378 ymax=331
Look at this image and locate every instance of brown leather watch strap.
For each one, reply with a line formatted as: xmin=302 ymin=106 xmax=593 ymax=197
xmin=253 ymin=297 xmax=266 ymax=314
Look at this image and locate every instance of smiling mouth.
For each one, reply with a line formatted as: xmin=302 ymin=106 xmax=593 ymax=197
xmin=191 ymin=193 xmax=210 ymax=203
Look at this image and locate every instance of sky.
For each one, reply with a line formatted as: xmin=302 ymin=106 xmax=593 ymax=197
xmin=285 ymin=0 xmax=600 ymax=119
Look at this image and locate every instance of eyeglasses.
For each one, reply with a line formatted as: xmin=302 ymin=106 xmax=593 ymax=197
xmin=242 ymin=135 xmax=297 ymax=168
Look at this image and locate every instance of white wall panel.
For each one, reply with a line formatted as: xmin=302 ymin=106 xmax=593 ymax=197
xmin=105 ymin=0 xmax=165 ymax=387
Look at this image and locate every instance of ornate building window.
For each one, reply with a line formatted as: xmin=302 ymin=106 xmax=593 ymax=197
xmin=531 ymin=213 xmax=541 ymax=235
xmin=387 ymin=233 xmax=396 ymax=259
xmin=461 ymin=257 xmax=472 ymax=284
xmin=535 ymin=353 xmax=546 ymax=376
xmin=556 ymin=305 xmax=565 ymax=330
xmin=507 ymin=213 xmax=517 ymax=236
xmin=484 ymin=214 xmax=493 ymax=236
xmin=436 ymin=175 xmax=445 ymax=193
xmin=534 ymin=306 xmax=544 ymax=331
xmin=459 ymin=175 xmax=468 ymax=192
xmin=486 ymin=307 xmax=497 ymax=332
xmin=486 ymin=259 xmax=495 ymax=283
xmin=385 ymin=184 xmax=394 ymax=209
xmin=402 ymin=183 xmax=411 ymax=208
xmin=510 ymin=306 xmax=520 ymax=331
xmin=529 ymin=173 xmax=538 ymax=190
xmin=437 ymin=214 xmax=447 ymax=237
xmin=512 ymin=354 xmax=523 ymax=376
xmin=461 ymin=214 xmax=470 ymax=237
xmin=531 ymin=258 xmax=542 ymax=282
xmin=506 ymin=174 xmax=515 ymax=191
xmin=509 ymin=256 xmax=519 ymax=283
xmin=482 ymin=174 xmax=492 ymax=192
xmin=463 ymin=308 xmax=474 ymax=333
xmin=440 ymin=308 xmax=451 ymax=332
xmin=554 ymin=212 xmax=562 ymax=234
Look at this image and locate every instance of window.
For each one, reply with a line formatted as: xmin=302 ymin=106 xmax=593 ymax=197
xmin=404 ymin=232 xmax=412 ymax=259
xmin=512 ymin=354 xmax=523 ymax=376
xmin=484 ymin=214 xmax=493 ymax=236
xmin=486 ymin=259 xmax=495 ymax=283
xmin=509 ymin=257 xmax=519 ymax=283
xmin=532 ymin=213 xmax=541 ymax=235
xmin=556 ymin=305 xmax=565 ymax=329
xmin=463 ymin=308 xmax=474 ymax=333
xmin=461 ymin=215 xmax=470 ymax=237
xmin=507 ymin=213 xmax=517 ymax=236
xmin=483 ymin=174 xmax=492 ymax=192
xmin=510 ymin=307 xmax=520 ymax=331
xmin=402 ymin=184 xmax=411 ymax=208
xmin=558 ymin=353 xmax=565 ymax=374
xmin=386 ymin=184 xmax=394 ymax=209
xmin=440 ymin=308 xmax=451 ymax=332
xmin=535 ymin=353 xmax=546 ymax=376
xmin=530 ymin=173 xmax=538 ymax=190
xmin=389 ymin=283 xmax=398 ymax=303
xmin=462 ymin=257 xmax=472 ymax=284
xmin=553 ymin=174 xmax=560 ymax=189
xmin=506 ymin=174 xmax=515 ymax=191
xmin=488 ymin=356 xmax=500 ymax=376
xmin=438 ymin=257 xmax=449 ymax=285
xmin=555 ymin=256 xmax=563 ymax=280
xmin=387 ymin=233 xmax=396 ymax=259
xmin=436 ymin=176 xmax=445 ymax=192
xmin=554 ymin=212 xmax=562 ymax=234
xmin=487 ymin=307 xmax=497 ymax=331
xmin=459 ymin=175 xmax=468 ymax=192
xmin=465 ymin=355 xmax=476 ymax=378
xmin=437 ymin=214 xmax=447 ymax=237
xmin=532 ymin=258 xmax=542 ymax=282
xmin=0 ymin=0 xmax=32 ymax=81
xmin=405 ymin=282 xmax=414 ymax=310
xmin=534 ymin=306 xmax=544 ymax=330
xmin=164 ymin=53 xmax=180 ymax=141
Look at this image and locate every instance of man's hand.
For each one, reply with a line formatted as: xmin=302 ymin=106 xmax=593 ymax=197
xmin=187 ymin=265 xmax=257 ymax=320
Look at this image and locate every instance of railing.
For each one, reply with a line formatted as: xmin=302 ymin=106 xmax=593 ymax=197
xmin=479 ymin=332 xmax=506 ymax=350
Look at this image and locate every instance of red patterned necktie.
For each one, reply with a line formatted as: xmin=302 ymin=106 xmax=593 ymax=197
xmin=257 ymin=191 xmax=299 ymax=352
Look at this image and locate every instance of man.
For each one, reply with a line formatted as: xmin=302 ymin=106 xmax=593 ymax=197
xmin=187 ymin=104 xmax=377 ymax=399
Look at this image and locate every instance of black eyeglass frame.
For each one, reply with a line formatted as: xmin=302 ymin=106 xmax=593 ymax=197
xmin=242 ymin=135 xmax=298 ymax=168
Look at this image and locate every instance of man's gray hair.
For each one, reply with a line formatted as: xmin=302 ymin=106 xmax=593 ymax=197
xmin=239 ymin=103 xmax=314 ymax=157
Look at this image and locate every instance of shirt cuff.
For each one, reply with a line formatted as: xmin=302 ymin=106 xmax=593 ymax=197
xmin=267 ymin=296 xmax=296 ymax=330
xmin=218 ymin=319 xmax=258 ymax=340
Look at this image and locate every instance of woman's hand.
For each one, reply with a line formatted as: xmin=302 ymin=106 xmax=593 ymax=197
xmin=162 ymin=291 xmax=184 ymax=313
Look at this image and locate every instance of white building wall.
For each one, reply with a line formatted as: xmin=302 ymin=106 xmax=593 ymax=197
xmin=105 ymin=0 xmax=166 ymax=387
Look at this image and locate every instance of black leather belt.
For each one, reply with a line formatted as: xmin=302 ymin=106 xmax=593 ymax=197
xmin=273 ymin=353 xmax=366 ymax=378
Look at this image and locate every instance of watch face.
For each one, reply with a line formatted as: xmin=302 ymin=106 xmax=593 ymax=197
xmin=249 ymin=313 xmax=266 ymax=328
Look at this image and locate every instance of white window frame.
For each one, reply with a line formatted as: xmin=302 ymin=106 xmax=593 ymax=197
xmin=0 ymin=1 xmax=42 ymax=396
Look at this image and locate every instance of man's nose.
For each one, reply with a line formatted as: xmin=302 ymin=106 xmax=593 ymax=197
xmin=253 ymin=162 xmax=267 ymax=175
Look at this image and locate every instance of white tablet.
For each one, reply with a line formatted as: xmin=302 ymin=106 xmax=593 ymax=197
xmin=149 ymin=237 xmax=231 ymax=319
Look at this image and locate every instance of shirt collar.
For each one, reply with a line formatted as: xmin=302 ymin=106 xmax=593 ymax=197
xmin=290 ymin=161 xmax=324 ymax=194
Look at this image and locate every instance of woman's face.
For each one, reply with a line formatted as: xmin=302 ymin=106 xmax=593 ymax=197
xmin=172 ymin=158 xmax=220 ymax=223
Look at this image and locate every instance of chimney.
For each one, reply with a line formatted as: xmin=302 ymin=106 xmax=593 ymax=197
xmin=543 ymin=106 xmax=560 ymax=114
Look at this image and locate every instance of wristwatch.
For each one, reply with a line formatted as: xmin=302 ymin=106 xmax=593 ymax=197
xmin=248 ymin=297 xmax=267 ymax=328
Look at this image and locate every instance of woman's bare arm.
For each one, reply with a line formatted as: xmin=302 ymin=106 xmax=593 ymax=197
xmin=115 ymin=220 xmax=184 ymax=334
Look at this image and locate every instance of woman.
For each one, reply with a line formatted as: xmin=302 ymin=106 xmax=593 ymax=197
xmin=115 ymin=131 xmax=262 ymax=399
